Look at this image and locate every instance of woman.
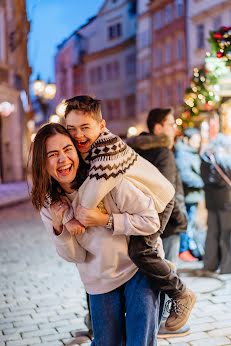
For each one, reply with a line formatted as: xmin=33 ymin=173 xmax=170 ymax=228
xmin=30 ymin=123 xmax=161 ymax=346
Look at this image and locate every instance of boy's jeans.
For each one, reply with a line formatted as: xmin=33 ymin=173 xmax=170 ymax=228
xmin=89 ymin=270 xmax=160 ymax=346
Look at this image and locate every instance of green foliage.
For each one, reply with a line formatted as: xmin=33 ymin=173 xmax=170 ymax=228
xmin=209 ymin=26 xmax=231 ymax=66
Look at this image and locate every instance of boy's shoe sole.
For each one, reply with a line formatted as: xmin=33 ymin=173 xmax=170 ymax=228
xmin=158 ymin=324 xmax=190 ymax=339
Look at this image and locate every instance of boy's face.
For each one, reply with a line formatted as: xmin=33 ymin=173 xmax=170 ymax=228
xmin=66 ymin=110 xmax=106 ymax=154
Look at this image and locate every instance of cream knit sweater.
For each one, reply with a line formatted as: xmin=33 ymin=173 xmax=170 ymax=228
xmin=63 ymin=129 xmax=175 ymax=225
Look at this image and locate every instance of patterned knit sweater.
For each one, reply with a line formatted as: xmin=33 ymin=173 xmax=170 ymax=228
xmin=63 ymin=129 xmax=175 ymax=224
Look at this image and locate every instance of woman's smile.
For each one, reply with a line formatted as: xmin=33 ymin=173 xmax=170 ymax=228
xmin=57 ymin=163 xmax=73 ymax=176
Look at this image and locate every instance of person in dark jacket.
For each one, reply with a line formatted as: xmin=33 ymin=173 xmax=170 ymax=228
xmin=128 ymin=108 xmax=188 ymax=264
xmin=175 ymin=128 xmax=204 ymax=261
xmin=201 ymin=133 xmax=231 ymax=274
xmin=128 ymin=108 xmax=191 ymax=338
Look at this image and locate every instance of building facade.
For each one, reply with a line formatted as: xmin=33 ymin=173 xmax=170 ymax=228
xmin=149 ymin=0 xmax=188 ymax=115
xmin=55 ymin=0 xmax=137 ymax=136
xmin=187 ymin=0 xmax=231 ymax=72
xmin=0 ymin=0 xmax=31 ymax=183
xmin=135 ymin=0 xmax=152 ymax=131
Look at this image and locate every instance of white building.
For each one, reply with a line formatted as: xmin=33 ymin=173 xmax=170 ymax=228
xmin=55 ymin=0 xmax=137 ymax=136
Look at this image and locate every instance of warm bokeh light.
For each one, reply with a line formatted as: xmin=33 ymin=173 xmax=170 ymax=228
xmin=0 ymin=102 xmax=15 ymax=117
xmin=44 ymin=83 xmax=56 ymax=100
xmin=32 ymin=80 xmax=45 ymax=97
xmin=31 ymin=133 xmax=36 ymax=142
xmin=27 ymin=119 xmax=35 ymax=132
xmin=127 ymin=126 xmax=138 ymax=137
xmin=176 ymin=118 xmax=183 ymax=126
xmin=56 ymin=100 xmax=66 ymax=117
xmin=49 ymin=114 xmax=60 ymax=123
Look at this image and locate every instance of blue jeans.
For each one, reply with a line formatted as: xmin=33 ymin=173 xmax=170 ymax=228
xmin=89 ymin=270 xmax=160 ymax=346
xmin=180 ymin=203 xmax=198 ymax=253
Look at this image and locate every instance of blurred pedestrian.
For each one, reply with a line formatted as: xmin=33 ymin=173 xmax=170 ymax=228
xmin=128 ymin=107 xmax=192 ymax=338
xmin=175 ymin=128 xmax=204 ymax=261
xmin=201 ymin=133 xmax=231 ymax=274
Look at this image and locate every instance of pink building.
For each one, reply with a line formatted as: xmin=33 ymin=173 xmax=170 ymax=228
xmin=149 ymin=0 xmax=188 ymax=115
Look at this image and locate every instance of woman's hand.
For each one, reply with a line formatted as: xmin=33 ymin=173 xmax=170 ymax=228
xmin=65 ymin=218 xmax=86 ymax=236
xmin=76 ymin=205 xmax=109 ymax=228
xmin=50 ymin=198 xmax=69 ymax=234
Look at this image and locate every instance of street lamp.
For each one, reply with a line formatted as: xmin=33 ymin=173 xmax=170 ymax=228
xmin=0 ymin=101 xmax=15 ymax=182
xmin=32 ymin=75 xmax=56 ymax=122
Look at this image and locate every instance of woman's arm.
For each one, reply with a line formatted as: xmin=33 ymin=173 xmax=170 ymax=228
xmin=76 ymin=178 xmax=160 ymax=237
xmin=111 ymin=179 xmax=160 ymax=237
xmin=40 ymin=207 xmax=87 ymax=263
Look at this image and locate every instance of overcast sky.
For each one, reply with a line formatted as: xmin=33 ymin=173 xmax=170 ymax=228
xmin=26 ymin=0 xmax=104 ymax=82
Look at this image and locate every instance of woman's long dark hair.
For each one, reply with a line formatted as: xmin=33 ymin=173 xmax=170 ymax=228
xmin=29 ymin=123 xmax=88 ymax=210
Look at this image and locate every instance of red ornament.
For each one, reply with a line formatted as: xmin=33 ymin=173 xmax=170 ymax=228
xmin=214 ymin=32 xmax=222 ymax=39
xmin=221 ymin=26 xmax=229 ymax=31
xmin=216 ymin=51 xmax=224 ymax=58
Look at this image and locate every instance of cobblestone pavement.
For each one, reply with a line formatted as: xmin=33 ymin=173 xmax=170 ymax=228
xmin=1 ymin=202 xmax=231 ymax=346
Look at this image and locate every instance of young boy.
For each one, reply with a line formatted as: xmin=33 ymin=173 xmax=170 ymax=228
xmin=62 ymin=95 xmax=196 ymax=332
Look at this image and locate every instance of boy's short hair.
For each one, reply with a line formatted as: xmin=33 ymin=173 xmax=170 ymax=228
xmin=147 ymin=108 xmax=173 ymax=134
xmin=65 ymin=95 xmax=102 ymax=121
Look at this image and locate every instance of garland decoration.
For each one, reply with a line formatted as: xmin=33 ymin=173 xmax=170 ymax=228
xmin=209 ymin=26 xmax=231 ymax=65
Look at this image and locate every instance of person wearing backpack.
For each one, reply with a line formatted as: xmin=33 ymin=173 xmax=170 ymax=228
xmin=201 ymin=133 xmax=231 ymax=274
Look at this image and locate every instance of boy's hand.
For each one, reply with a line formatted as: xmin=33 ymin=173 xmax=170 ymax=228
xmin=76 ymin=205 xmax=109 ymax=228
xmin=65 ymin=218 xmax=86 ymax=236
xmin=50 ymin=199 xmax=69 ymax=232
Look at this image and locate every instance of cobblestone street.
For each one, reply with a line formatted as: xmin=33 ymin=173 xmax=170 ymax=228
xmin=1 ymin=201 xmax=231 ymax=346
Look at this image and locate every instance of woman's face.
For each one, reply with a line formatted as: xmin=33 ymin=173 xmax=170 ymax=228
xmin=46 ymin=133 xmax=79 ymax=191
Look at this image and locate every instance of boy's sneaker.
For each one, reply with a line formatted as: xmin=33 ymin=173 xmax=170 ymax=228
xmin=165 ymin=289 xmax=196 ymax=331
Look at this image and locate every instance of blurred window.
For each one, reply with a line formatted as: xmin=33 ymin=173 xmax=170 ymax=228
xmin=165 ymin=4 xmax=173 ymax=24
xmin=165 ymin=41 xmax=172 ymax=64
xmin=107 ymin=99 xmax=121 ymax=120
xmin=213 ymin=16 xmax=221 ymax=31
xmin=165 ymin=85 xmax=172 ymax=105
xmin=97 ymin=66 xmax=103 ymax=82
xmin=138 ymin=30 xmax=150 ymax=49
xmin=125 ymin=54 xmax=136 ymax=74
xmin=125 ymin=94 xmax=135 ymax=118
xmin=177 ymin=80 xmax=183 ymax=103
xmin=176 ymin=37 xmax=183 ymax=59
xmin=175 ymin=0 xmax=184 ymax=17
xmin=138 ymin=92 xmax=148 ymax=113
xmin=196 ymin=23 xmax=205 ymax=49
xmin=108 ymin=23 xmax=122 ymax=40
xmin=154 ymin=11 xmax=162 ymax=29
xmin=106 ymin=61 xmax=120 ymax=80
xmin=0 ymin=9 xmax=5 ymax=62
xmin=155 ymin=46 xmax=162 ymax=67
